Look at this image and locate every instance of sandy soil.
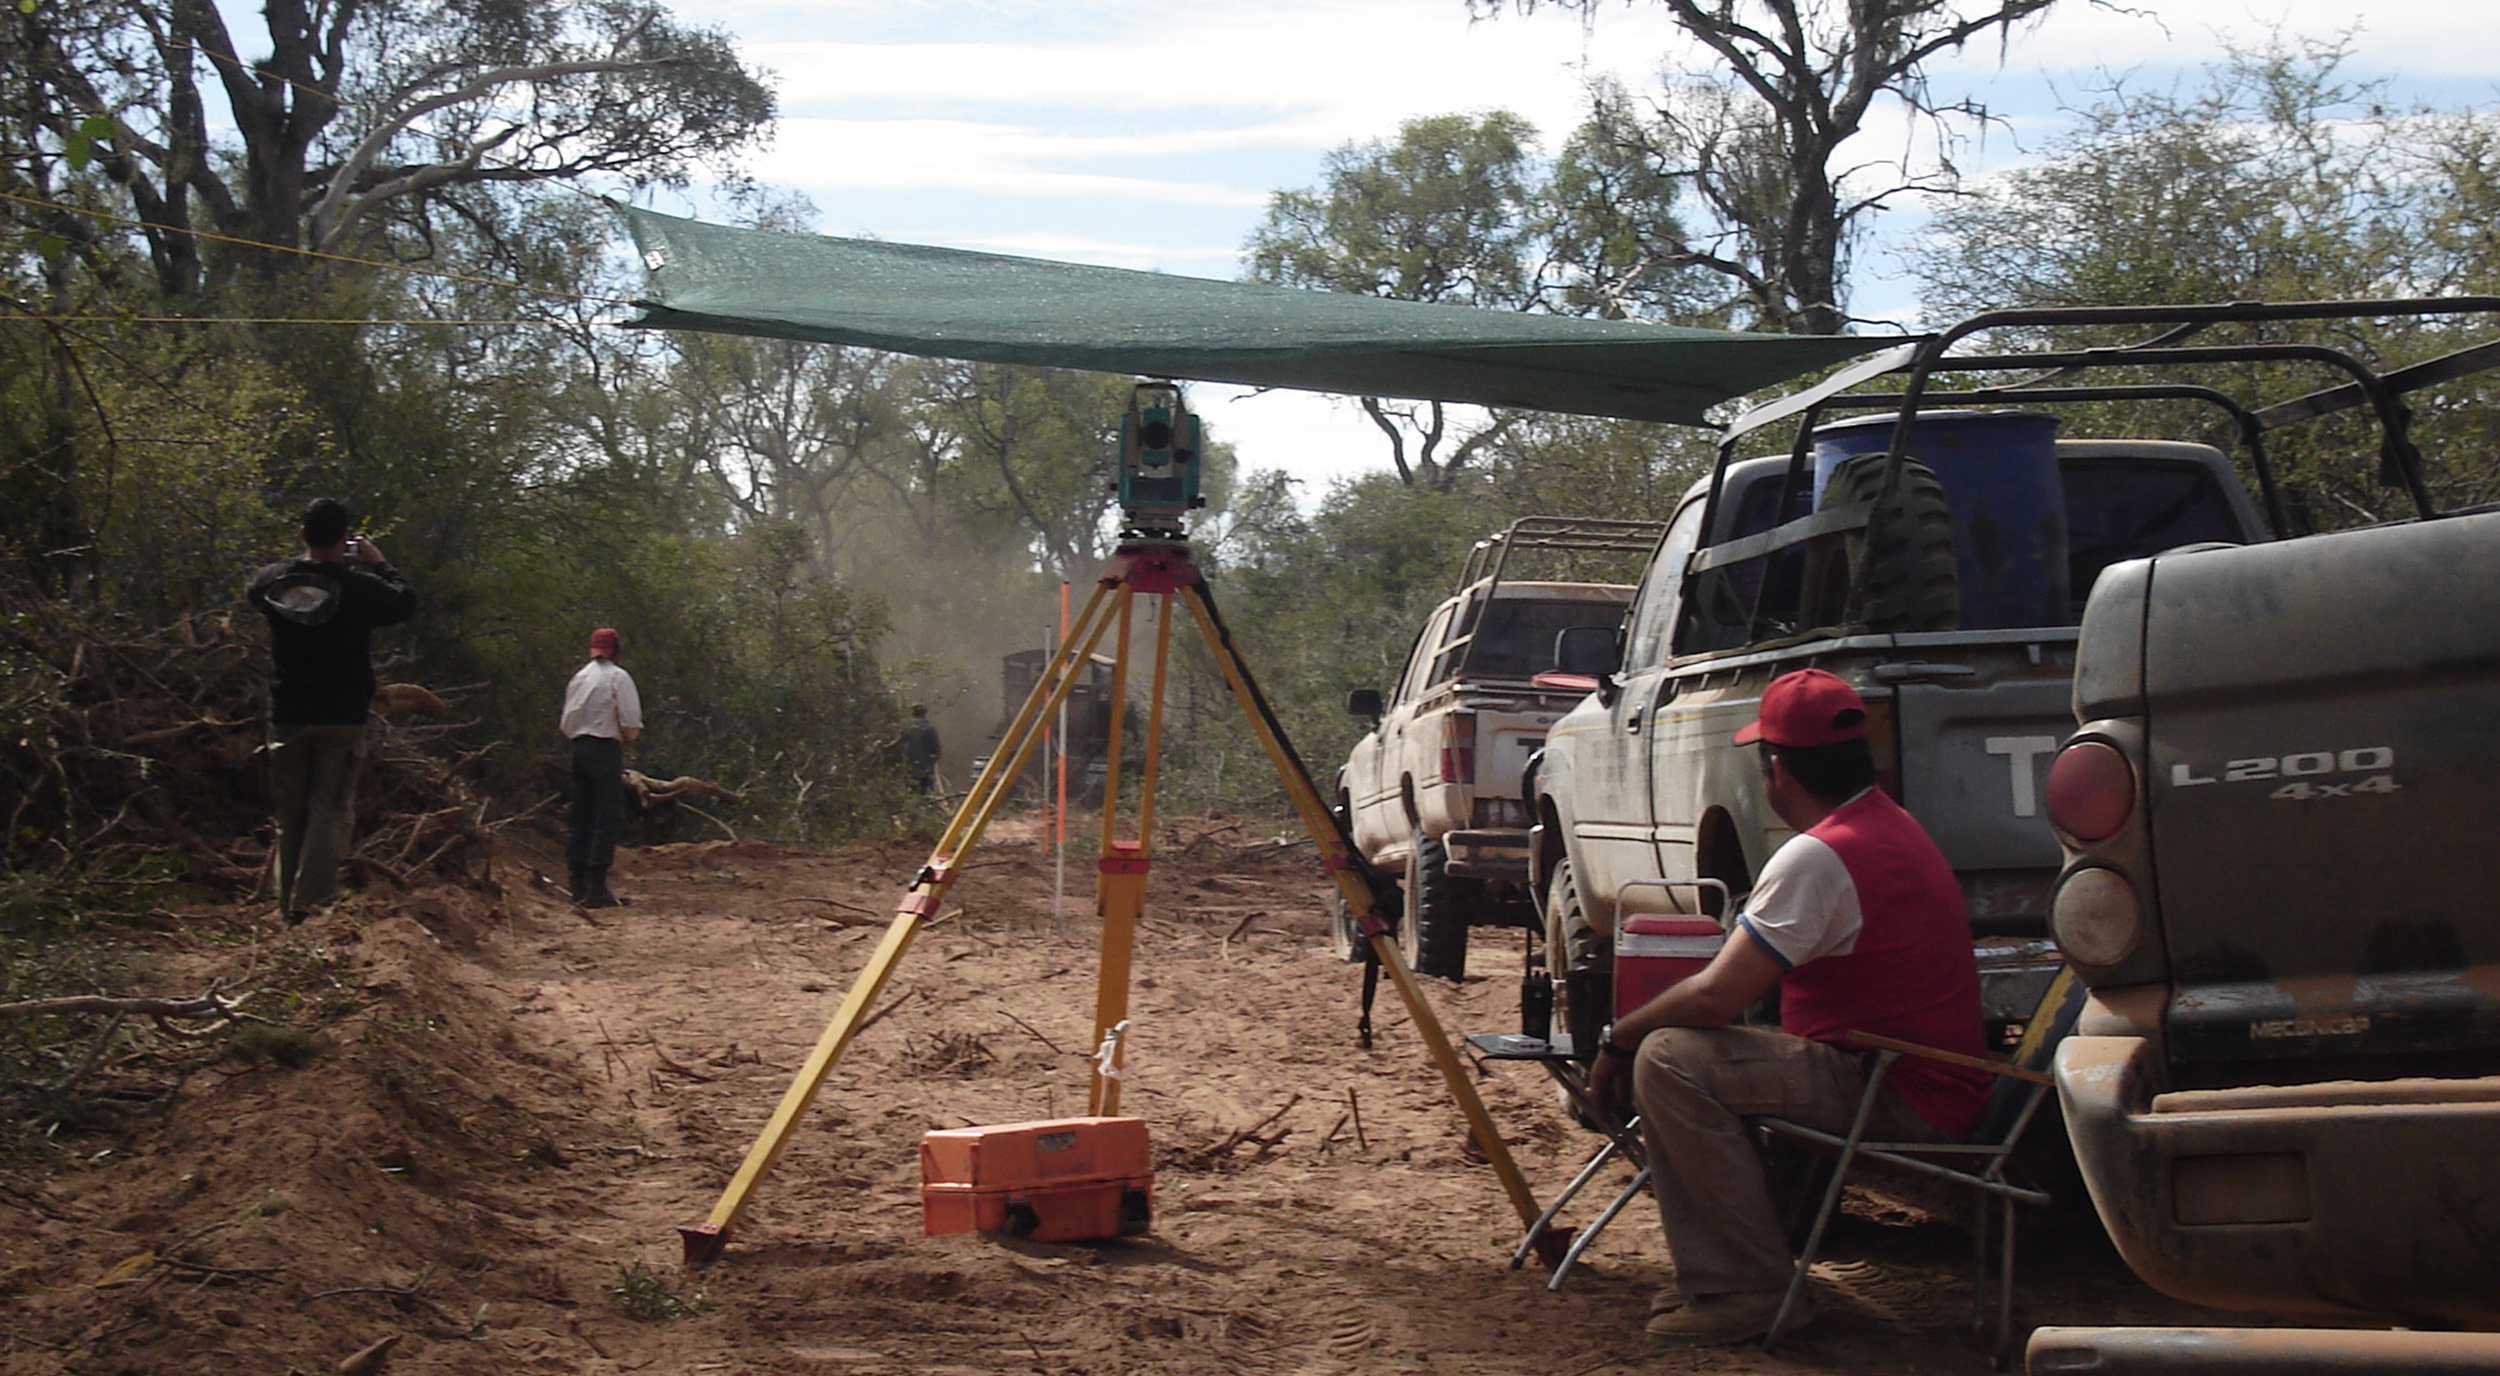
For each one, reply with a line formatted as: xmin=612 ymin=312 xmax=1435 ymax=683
xmin=0 ymin=815 xmax=2258 ymax=1375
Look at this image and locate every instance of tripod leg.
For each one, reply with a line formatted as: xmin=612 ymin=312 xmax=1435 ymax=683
xmin=1175 ymin=583 xmax=1546 ymax=1234
xmin=1087 ymin=588 xmax=1169 ymax=1117
xmin=679 ymin=580 xmax=1126 ymax=1264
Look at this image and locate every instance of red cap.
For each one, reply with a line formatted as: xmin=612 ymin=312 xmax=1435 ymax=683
xmin=1733 ymin=668 xmax=1868 ymax=747
xmin=588 ymin=627 xmax=621 ymax=658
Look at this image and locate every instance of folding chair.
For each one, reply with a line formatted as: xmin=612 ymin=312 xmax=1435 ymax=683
xmin=1464 ymin=1032 xmax=1651 ymax=1290
xmin=1750 ymin=966 xmax=2086 ymax=1368
xmin=1472 ymin=878 xmax=1736 ymax=1287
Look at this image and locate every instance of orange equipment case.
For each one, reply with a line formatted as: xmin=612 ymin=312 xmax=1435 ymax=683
xmin=920 ymin=1116 xmax=1153 ymax=1242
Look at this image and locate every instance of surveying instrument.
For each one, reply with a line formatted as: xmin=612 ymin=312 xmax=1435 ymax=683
xmin=679 ymin=381 xmax=1549 ymax=1264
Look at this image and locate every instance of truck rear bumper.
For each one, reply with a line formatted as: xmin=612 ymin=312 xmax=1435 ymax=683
xmin=2056 ymin=1035 xmax=2500 ymax=1327
xmin=1443 ymin=828 xmax=1529 ymax=881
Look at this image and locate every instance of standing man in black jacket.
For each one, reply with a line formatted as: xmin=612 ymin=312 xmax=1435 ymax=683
xmin=245 ymin=498 xmax=419 ymax=922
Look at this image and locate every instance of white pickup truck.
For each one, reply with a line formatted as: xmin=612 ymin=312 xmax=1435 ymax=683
xmin=1334 ymin=518 xmax=1658 ymax=980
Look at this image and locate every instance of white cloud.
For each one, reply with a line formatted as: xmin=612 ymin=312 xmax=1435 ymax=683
xmin=771 ymin=117 xmax=1273 ymax=204
xmin=1193 ymin=385 xmax=1396 ymax=494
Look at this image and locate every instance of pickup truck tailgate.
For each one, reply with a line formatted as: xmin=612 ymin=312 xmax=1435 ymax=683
xmin=1895 ymin=669 xmax=2075 ymax=873
xmin=2141 ymin=515 xmax=2500 ymax=1062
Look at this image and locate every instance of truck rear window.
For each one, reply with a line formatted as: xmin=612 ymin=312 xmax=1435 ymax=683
xmin=2064 ymin=460 xmax=2248 ymax=615
xmin=1445 ymin=598 xmax=1626 ymax=681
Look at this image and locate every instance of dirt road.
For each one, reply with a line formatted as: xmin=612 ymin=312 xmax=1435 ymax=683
xmin=0 ymin=817 xmax=2250 ymax=1374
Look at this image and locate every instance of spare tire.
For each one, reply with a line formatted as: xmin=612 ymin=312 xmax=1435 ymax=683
xmin=1400 ymin=828 xmax=1469 ymax=981
xmin=1802 ymin=452 xmax=1959 ymax=633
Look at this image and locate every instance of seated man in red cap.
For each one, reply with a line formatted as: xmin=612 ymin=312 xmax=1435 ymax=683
xmin=560 ymin=627 xmax=643 ymax=908
xmin=1589 ymin=667 xmax=1987 ymax=1346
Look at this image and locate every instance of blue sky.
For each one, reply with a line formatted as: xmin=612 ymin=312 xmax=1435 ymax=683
xmin=654 ymin=0 xmax=2500 ymax=494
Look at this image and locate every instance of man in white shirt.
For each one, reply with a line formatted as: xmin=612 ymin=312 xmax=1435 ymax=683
xmin=560 ymin=627 xmax=643 ymax=907
xmin=1590 ymin=668 xmax=1986 ymax=1346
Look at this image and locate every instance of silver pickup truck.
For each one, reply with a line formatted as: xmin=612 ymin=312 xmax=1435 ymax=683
xmin=1521 ymin=301 xmax=2500 ymax=1060
xmin=1531 ymin=427 xmax=2269 ymax=1055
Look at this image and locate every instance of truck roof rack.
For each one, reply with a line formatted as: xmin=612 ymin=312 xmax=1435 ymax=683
xmin=1456 ymin=516 xmax=1668 ymax=592
xmin=1695 ymin=297 xmax=2500 ymax=638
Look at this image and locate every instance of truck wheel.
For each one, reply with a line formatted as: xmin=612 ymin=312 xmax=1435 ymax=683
xmin=1804 ymin=452 xmax=1959 ymax=632
xmin=1328 ymin=797 xmax=1371 ymax=964
xmin=1328 ymin=887 xmax=1369 ymax=964
xmin=1544 ymin=857 xmax=1610 ymax=1064
xmin=1400 ymin=830 xmax=1469 ymax=981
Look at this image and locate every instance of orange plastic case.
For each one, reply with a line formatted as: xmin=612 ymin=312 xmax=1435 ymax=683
xmin=919 ymin=1116 xmax=1153 ymax=1242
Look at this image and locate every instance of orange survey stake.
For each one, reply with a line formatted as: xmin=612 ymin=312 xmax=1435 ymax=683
xmin=920 ymin=1116 xmax=1152 ymax=1243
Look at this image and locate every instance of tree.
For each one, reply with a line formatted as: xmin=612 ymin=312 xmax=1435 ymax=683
xmin=8 ymin=0 xmax=773 ymax=297
xmin=1479 ymin=0 xmax=2071 ymax=334
xmin=1245 ymin=111 xmax=1703 ymax=490
xmin=1246 ymin=113 xmax=1544 ymax=490
xmin=1910 ymin=38 xmax=2500 ymax=525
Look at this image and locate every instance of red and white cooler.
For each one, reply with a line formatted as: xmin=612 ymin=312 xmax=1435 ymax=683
xmin=1612 ymin=913 xmax=1729 ymax=1017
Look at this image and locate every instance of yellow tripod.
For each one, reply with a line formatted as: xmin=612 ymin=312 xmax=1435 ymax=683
xmin=679 ymin=537 xmax=1545 ymax=1265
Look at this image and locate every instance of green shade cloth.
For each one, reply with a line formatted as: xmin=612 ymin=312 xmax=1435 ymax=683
xmin=617 ymin=207 xmax=1898 ymax=426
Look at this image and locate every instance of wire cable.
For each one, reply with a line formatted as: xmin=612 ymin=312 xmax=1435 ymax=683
xmin=0 ymin=187 xmax=639 ymax=307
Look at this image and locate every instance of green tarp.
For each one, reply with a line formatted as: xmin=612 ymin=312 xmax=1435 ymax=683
xmin=617 ymin=207 xmax=1898 ymax=427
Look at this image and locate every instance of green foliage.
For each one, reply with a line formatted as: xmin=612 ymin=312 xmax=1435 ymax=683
xmin=606 ymin=1260 xmax=707 ymax=1321
xmin=1244 ymin=112 xmax=1701 ymax=491
xmin=222 ymin=1024 xmax=331 ymax=1070
xmin=1912 ymin=37 xmax=2500 ymax=524
xmin=1249 ymin=112 xmax=1545 ymax=309
xmin=1478 ymin=0 xmax=2061 ymax=335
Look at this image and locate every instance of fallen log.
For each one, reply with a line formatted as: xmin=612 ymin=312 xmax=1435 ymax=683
xmin=623 ymin=770 xmax=744 ymax=806
xmin=372 ymin=683 xmax=447 ymax=718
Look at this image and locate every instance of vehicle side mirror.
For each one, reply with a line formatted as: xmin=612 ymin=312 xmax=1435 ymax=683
xmin=1345 ymin=687 xmax=1383 ymax=721
xmin=1554 ymin=626 xmax=1619 ymax=678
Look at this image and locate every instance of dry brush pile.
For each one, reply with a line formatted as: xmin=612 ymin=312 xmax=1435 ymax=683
xmin=0 ymin=572 xmax=511 ymax=1145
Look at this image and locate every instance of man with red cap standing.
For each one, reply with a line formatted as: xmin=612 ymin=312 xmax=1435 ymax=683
xmin=1589 ymin=667 xmax=1986 ymax=1346
xmin=561 ymin=627 xmax=643 ymax=908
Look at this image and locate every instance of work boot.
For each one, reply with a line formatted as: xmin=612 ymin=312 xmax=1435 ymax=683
xmin=1644 ymin=1286 xmax=1806 ymax=1347
xmin=586 ymin=865 xmax=628 ymax=909
xmin=569 ymin=866 xmax=591 ymax=905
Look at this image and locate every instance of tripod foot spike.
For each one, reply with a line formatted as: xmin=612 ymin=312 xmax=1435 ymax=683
xmin=678 ymin=1223 xmax=727 ymax=1267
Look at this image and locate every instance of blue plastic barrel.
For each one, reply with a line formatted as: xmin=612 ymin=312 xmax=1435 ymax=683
xmin=1811 ymin=410 xmax=2070 ymax=630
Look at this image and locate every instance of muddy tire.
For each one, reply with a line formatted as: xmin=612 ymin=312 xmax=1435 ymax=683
xmin=1400 ymin=830 xmax=1469 ymax=981
xmin=1803 ymin=452 xmax=1959 ymax=633
xmin=1328 ymin=886 xmax=1369 ymax=963
xmin=1544 ymin=857 xmax=1610 ymax=1064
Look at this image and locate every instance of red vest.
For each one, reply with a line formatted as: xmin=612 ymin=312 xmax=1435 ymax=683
xmin=1780 ymin=790 xmax=1990 ymax=1139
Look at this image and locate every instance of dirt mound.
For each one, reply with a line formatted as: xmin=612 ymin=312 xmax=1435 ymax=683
xmin=0 ymin=822 xmax=2245 ymax=1375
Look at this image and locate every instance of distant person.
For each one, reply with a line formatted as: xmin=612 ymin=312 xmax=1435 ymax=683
xmin=1590 ymin=669 xmax=1986 ymax=1346
xmin=245 ymin=498 xmax=418 ymax=923
xmin=899 ymin=704 xmax=941 ymax=796
xmin=560 ymin=627 xmax=643 ymax=908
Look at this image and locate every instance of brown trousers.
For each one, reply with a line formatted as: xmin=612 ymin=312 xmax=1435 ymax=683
xmin=1632 ymin=1024 xmax=1945 ymax=1296
xmin=268 ymin=721 xmax=367 ymax=915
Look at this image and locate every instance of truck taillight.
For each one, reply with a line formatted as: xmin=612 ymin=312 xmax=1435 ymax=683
xmin=1439 ymin=712 xmax=1476 ymax=786
xmin=2053 ymin=866 xmax=2143 ymax=967
xmin=2047 ymin=740 xmax=2135 ymax=842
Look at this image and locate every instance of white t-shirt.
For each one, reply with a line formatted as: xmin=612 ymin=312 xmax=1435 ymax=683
xmin=1734 ymin=789 xmax=1875 ymax=970
xmin=560 ymin=658 xmax=643 ymax=740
